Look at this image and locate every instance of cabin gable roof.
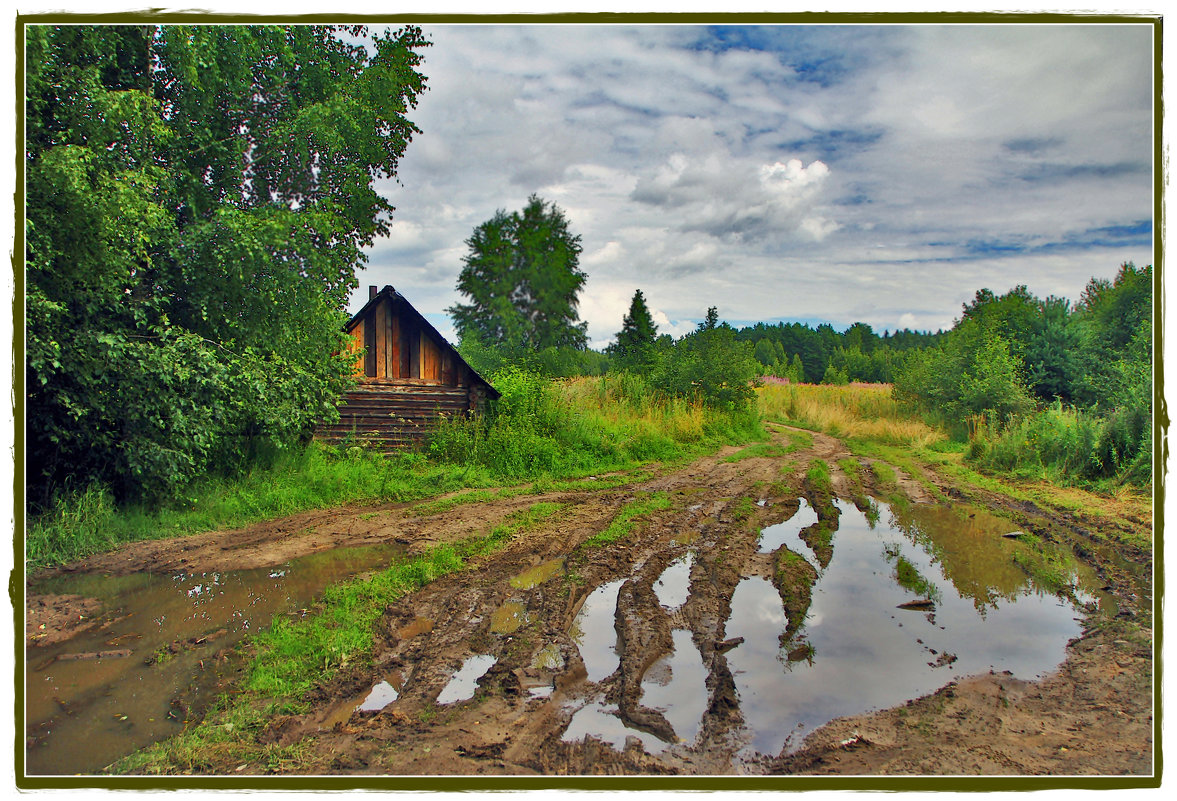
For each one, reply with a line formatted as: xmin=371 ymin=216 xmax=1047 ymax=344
xmin=346 ymin=285 xmax=499 ymax=399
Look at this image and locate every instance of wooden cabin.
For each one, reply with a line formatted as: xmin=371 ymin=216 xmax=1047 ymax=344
xmin=316 ymin=285 xmax=499 ymax=450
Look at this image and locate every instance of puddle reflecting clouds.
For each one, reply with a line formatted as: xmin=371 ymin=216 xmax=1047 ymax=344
xmin=757 ymin=497 xmax=821 ymax=556
xmin=653 ymin=554 xmax=693 ymax=610
xmin=639 ymin=629 xmax=708 ymax=747
xmin=727 ymin=499 xmax=1090 ymax=757
xmin=437 ymin=654 xmax=497 ymax=704
xmin=569 ymin=579 xmax=624 ymax=683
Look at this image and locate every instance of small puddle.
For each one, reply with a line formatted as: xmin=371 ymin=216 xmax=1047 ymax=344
xmin=569 ymin=579 xmax=624 ymax=683
xmin=562 ymin=696 xmax=668 ymax=754
xmin=490 ymin=601 xmax=529 ymax=634
xmin=757 ymin=498 xmax=820 ymax=555
xmin=532 ymin=642 xmax=564 ymax=671
xmin=25 ymin=541 xmax=407 ymax=775
xmin=397 ymin=616 xmax=435 ymax=640
xmin=357 ymin=680 xmax=400 ymax=712
xmin=653 ymin=554 xmax=693 ymax=610
xmin=726 ymin=499 xmax=1095 ymax=758
xmin=639 ymin=629 xmax=708 ymax=747
xmin=437 ymin=654 xmax=497 ymax=704
xmin=510 ymin=558 xmax=565 ymax=590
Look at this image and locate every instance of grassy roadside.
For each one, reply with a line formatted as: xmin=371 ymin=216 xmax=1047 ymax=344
xmin=756 ymin=382 xmax=1153 ymax=539
xmin=27 ymin=375 xmax=765 ymax=570
xmin=24 ymin=447 xmax=501 ymax=570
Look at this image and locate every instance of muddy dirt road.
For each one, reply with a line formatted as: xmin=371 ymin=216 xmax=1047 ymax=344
xmin=25 ymin=425 xmax=1154 ymax=777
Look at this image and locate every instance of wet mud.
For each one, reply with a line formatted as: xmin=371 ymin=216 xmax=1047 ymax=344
xmin=24 ymin=426 xmax=1154 ymax=777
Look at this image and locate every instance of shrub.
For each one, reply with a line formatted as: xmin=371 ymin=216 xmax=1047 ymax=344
xmin=647 ymin=309 xmax=760 ymax=411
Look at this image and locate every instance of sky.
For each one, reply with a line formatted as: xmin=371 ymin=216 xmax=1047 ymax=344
xmin=353 ymin=19 xmax=1156 ymax=349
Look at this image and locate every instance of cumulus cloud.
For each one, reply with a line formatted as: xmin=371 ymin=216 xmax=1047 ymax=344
xmin=631 ymin=154 xmax=834 ymax=242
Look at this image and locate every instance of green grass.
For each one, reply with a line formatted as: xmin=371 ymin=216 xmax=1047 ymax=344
xmin=586 ymin=492 xmax=672 ymax=547
xmin=28 ymin=370 xmax=762 ymax=571
xmin=729 ymin=495 xmax=758 ymax=524
xmin=871 ymin=460 xmax=898 ymax=488
xmin=805 ymin=459 xmax=833 ymax=495
xmin=783 ymin=428 xmax=814 ymax=453
xmin=24 ymin=445 xmax=502 ymax=570
xmin=430 ymin=370 xmax=765 ymax=482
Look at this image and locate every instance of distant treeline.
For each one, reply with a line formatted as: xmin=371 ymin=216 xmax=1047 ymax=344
xmin=470 ymin=314 xmax=942 ymax=388
xmin=733 ymin=322 xmax=942 ymax=384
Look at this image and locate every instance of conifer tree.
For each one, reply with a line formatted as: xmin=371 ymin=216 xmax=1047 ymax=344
xmin=611 ymin=289 xmax=659 ymax=368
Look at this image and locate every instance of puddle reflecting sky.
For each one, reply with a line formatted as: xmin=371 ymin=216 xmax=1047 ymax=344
xmin=358 ymin=680 xmax=400 ymax=711
xmin=653 ymin=554 xmax=693 ymax=610
xmin=569 ymin=579 xmax=624 ymax=683
xmin=437 ymin=654 xmax=497 ymax=704
xmin=727 ymin=500 xmax=1089 ymax=757
xmin=757 ymin=498 xmax=820 ymax=556
xmin=639 ymin=629 xmax=708 ymax=747
xmin=562 ymin=696 xmax=667 ymax=753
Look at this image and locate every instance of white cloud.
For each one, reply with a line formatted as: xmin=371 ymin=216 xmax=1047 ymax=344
xmin=631 ymin=154 xmax=835 ymax=242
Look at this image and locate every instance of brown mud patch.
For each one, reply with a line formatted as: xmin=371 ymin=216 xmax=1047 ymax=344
xmin=26 ymin=594 xmax=105 ymax=647
xmin=27 ymin=427 xmax=1154 ymax=778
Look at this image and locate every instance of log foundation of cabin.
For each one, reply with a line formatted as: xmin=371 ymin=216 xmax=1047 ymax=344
xmin=316 ymin=285 xmax=499 ymax=450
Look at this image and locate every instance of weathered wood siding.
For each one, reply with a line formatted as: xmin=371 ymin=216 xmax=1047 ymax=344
xmin=317 ymin=286 xmax=497 ymax=451
xmin=346 ymin=325 xmax=366 ymax=377
xmin=316 ymin=379 xmax=471 ymax=449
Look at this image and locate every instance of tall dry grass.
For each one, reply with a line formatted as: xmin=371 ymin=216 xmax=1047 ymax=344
xmin=757 ymin=381 xmax=943 ymax=447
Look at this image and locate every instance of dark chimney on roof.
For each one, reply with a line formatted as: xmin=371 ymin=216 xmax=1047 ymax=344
xmin=369 ymin=285 xmax=378 ymax=300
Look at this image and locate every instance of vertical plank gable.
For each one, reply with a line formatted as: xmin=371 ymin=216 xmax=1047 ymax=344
xmin=374 ymin=299 xmax=388 ymax=378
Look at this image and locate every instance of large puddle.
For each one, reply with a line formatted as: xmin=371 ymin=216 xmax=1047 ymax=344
xmin=563 ymin=498 xmax=1101 ymax=758
xmin=731 ymin=499 xmax=1099 ymax=756
xmin=24 ymin=542 xmax=406 ymax=775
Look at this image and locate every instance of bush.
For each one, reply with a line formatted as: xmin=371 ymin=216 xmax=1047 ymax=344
xmin=429 ymin=369 xmax=763 ymax=479
xmin=647 ymin=310 xmax=760 ymax=411
xmin=971 ymin=398 xmax=1150 ymax=486
xmin=893 ymin=319 xmax=1034 ymax=433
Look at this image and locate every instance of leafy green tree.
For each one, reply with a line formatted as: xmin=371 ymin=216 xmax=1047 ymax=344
xmin=610 ymin=289 xmax=659 ymax=369
xmin=450 ymin=195 xmax=588 ymax=354
xmin=1070 ymin=262 xmax=1152 ymax=408
xmin=1022 ymin=296 xmax=1082 ymax=402
xmin=753 ymin=337 xmax=778 ymax=370
xmin=821 ymin=363 xmax=850 ymax=385
xmin=26 ymin=24 xmax=429 ymax=505
xmin=893 ymin=318 xmax=1034 ymax=429
xmin=650 ymin=308 xmax=759 ymax=410
xmin=788 ymin=353 xmax=806 ymax=383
